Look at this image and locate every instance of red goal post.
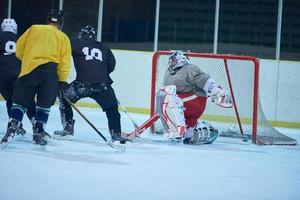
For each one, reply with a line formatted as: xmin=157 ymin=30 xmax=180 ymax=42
xmin=150 ymin=51 xmax=297 ymax=145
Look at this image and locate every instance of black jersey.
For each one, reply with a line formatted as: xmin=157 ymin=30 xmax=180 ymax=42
xmin=0 ymin=31 xmax=21 ymax=79
xmin=71 ymin=38 xmax=116 ymax=84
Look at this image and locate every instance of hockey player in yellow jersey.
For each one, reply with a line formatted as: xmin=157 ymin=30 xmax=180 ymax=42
xmin=16 ymin=20 xmax=70 ymax=81
xmin=0 ymin=9 xmax=72 ymax=148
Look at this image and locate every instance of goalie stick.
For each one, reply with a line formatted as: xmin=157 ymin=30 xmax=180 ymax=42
xmin=123 ymin=113 xmax=160 ymax=140
xmin=60 ymin=90 xmax=125 ymax=152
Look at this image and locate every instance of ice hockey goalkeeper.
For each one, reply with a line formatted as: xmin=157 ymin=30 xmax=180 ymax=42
xmin=156 ymin=50 xmax=233 ymax=144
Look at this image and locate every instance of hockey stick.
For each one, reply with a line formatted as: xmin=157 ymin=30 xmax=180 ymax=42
xmin=123 ymin=113 xmax=160 ymax=140
xmin=117 ymin=100 xmax=140 ymax=137
xmin=60 ymin=90 xmax=125 ymax=152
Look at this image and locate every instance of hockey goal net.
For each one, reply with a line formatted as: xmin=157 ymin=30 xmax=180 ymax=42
xmin=150 ymin=51 xmax=297 ymax=145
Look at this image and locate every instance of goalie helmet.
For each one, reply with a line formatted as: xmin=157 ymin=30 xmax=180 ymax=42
xmin=47 ymin=9 xmax=64 ymax=29
xmin=168 ymin=50 xmax=191 ymax=71
xmin=1 ymin=18 xmax=17 ymax=34
xmin=78 ymin=25 xmax=97 ymax=40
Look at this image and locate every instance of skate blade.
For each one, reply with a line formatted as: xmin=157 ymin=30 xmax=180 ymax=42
xmin=122 ymin=132 xmax=139 ymax=140
xmin=32 ymin=143 xmax=47 ymax=150
xmin=108 ymin=141 xmax=126 ymax=152
xmin=0 ymin=142 xmax=9 ymax=149
xmin=0 ymin=136 xmax=14 ymax=150
xmin=52 ymin=134 xmax=73 ymax=141
xmin=113 ymin=145 xmax=126 ymax=152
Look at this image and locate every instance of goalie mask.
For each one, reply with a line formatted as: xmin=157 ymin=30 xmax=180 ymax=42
xmin=47 ymin=9 xmax=64 ymax=29
xmin=78 ymin=26 xmax=97 ymax=40
xmin=1 ymin=19 xmax=17 ymax=34
xmin=168 ymin=50 xmax=191 ymax=72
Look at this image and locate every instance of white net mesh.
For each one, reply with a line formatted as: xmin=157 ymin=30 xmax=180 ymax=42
xmin=151 ymin=51 xmax=297 ymax=145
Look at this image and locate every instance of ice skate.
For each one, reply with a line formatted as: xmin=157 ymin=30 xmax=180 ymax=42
xmin=183 ymin=131 xmax=199 ymax=144
xmin=32 ymin=121 xmax=47 ymax=146
xmin=32 ymin=126 xmax=51 ymax=141
xmin=31 ymin=118 xmax=50 ymax=141
xmin=111 ymin=131 xmax=131 ymax=144
xmin=15 ymin=123 xmax=26 ymax=136
xmin=1 ymin=119 xmax=19 ymax=149
xmin=53 ymin=119 xmax=74 ymax=140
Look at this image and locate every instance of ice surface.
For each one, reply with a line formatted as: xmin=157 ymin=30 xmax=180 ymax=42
xmin=0 ymin=102 xmax=299 ymax=200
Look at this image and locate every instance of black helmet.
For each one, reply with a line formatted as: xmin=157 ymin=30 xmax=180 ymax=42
xmin=47 ymin=9 xmax=64 ymax=29
xmin=78 ymin=25 xmax=97 ymax=40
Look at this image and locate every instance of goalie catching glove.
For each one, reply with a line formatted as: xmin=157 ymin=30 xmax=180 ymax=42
xmin=204 ymin=78 xmax=233 ymax=108
xmin=210 ymin=86 xmax=233 ymax=108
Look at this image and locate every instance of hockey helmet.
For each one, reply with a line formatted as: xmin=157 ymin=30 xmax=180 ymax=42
xmin=78 ymin=25 xmax=97 ymax=40
xmin=1 ymin=18 xmax=17 ymax=34
xmin=168 ymin=50 xmax=191 ymax=70
xmin=47 ymin=9 xmax=64 ymax=29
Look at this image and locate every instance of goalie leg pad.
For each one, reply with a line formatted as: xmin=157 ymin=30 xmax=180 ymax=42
xmin=184 ymin=121 xmax=219 ymax=144
xmin=156 ymin=85 xmax=186 ymax=139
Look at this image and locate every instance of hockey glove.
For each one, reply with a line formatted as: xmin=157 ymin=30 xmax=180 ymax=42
xmin=59 ymin=81 xmax=69 ymax=93
xmin=210 ymin=86 xmax=233 ymax=108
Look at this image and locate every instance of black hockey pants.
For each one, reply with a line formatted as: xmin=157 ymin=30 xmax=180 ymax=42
xmin=58 ymin=80 xmax=121 ymax=133
xmin=0 ymin=75 xmax=36 ymax=119
xmin=12 ymin=62 xmax=58 ymax=109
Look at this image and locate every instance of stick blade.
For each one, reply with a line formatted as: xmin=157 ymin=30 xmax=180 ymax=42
xmin=124 ymin=114 xmax=160 ymax=140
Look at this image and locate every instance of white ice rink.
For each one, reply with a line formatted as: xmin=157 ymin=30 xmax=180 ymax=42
xmin=0 ymin=101 xmax=300 ymax=200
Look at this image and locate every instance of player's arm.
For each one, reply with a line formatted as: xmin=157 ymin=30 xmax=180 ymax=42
xmin=188 ymin=65 xmax=232 ymax=108
xmin=186 ymin=65 xmax=211 ymax=89
xmin=57 ymin=36 xmax=72 ymax=82
xmin=15 ymin=27 xmax=31 ymax=60
xmin=107 ymin=48 xmax=116 ymax=74
xmin=203 ymin=78 xmax=233 ymax=108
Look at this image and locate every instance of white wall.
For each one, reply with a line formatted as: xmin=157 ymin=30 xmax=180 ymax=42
xmin=69 ymin=50 xmax=300 ymax=125
xmin=111 ymin=50 xmax=153 ymax=109
xmin=259 ymin=60 xmax=300 ymax=123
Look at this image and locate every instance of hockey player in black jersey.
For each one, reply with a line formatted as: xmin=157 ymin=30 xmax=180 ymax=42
xmin=0 ymin=18 xmax=36 ymax=136
xmin=54 ymin=25 xmax=130 ymax=144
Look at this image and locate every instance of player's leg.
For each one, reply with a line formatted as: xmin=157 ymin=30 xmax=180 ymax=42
xmin=53 ymin=81 xmax=81 ymax=139
xmin=26 ymin=100 xmax=36 ymax=123
xmin=0 ymin=77 xmax=35 ymax=136
xmin=178 ymin=93 xmax=207 ymax=144
xmin=1 ymin=75 xmax=35 ymax=144
xmin=0 ymin=78 xmax=15 ymax=116
xmin=156 ymin=85 xmax=186 ymax=139
xmin=180 ymin=94 xmax=218 ymax=144
xmin=91 ymin=85 xmax=130 ymax=144
xmin=34 ymin=63 xmax=59 ymax=145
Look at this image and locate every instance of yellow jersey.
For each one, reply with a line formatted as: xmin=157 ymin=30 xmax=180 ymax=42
xmin=16 ymin=24 xmax=71 ymax=82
